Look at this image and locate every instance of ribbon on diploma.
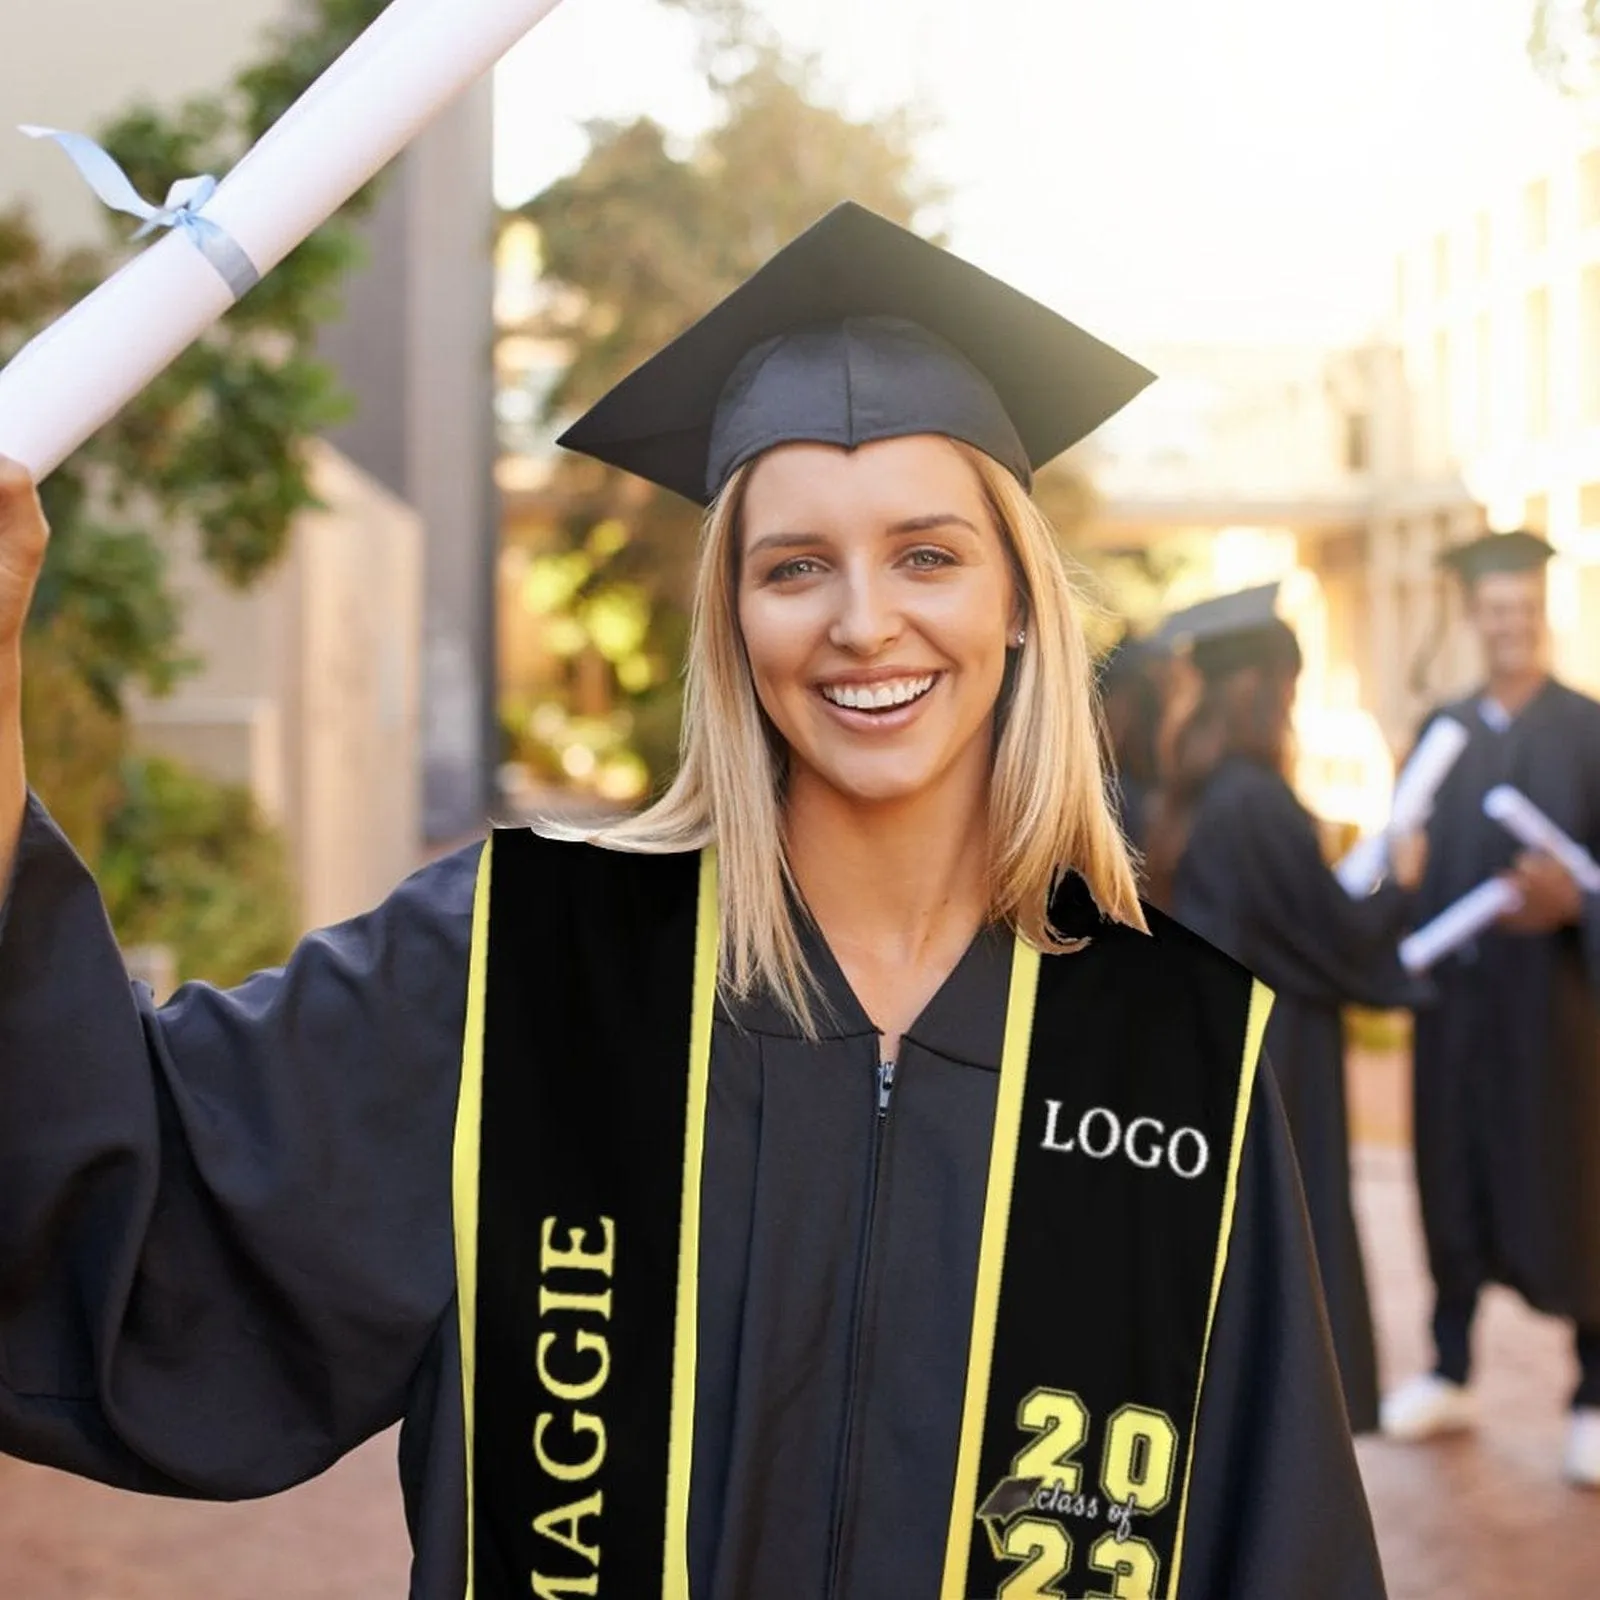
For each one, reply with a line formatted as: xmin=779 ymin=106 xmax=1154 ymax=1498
xmin=21 ymin=127 xmax=261 ymax=301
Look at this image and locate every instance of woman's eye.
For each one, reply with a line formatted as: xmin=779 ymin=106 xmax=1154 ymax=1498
xmin=766 ymin=556 xmax=826 ymax=583
xmin=903 ymin=546 xmax=956 ymax=571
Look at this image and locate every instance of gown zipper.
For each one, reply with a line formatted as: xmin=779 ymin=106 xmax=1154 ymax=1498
xmin=824 ymin=1054 xmax=897 ymax=1600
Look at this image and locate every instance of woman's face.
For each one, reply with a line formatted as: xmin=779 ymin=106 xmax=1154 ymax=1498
xmin=737 ymin=434 xmax=1020 ymax=809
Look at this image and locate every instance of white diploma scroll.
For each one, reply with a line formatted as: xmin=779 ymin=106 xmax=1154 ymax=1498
xmin=0 ymin=0 xmax=569 ymax=480
xmin=1399 ymin=877 xmax=1525 ymax=974
xmin=1334 ymin=716 xmax=1470 ymax=898
xmin=1483 ymin=785 xmax=1600 ymax=894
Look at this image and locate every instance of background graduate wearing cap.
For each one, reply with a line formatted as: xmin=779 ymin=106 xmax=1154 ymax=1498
xmin=0 ymin=206 xmax=1385 ymax=1597
xmin=1143 ymin=584 xmax=1425 ymax=1437
xmin=1382 ymin=530 xmax=1600 ymax=1486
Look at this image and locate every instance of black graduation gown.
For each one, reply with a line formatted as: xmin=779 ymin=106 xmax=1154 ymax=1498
xmin=1172 ymin=756 xmax=1419 ymax=1436
xmin=1411 ymin=681 xmax=1600 ymax=1327
xmin=0 ymin=792 xmax=1386 ymax=1598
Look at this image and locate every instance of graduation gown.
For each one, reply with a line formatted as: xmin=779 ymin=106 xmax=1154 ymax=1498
xmin=1411 ymin=680 xmax=1600 ymax=1326
xmin=1172 ymin=756 xmax=1419 ymax=1436
xmin=0 ymin=792 xmax=1386 ymax=1598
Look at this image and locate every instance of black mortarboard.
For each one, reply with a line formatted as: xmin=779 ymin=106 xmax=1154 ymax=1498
xmin=1154 ymin=583 xmax=1301 ymax=679
xmin=1439 ymin=529 xmax=1555 ymax=583
xmin=1154 ymin=583 xmax=1283 ymax=651
xmin=556 ymin=203 xmax=1155 ymax=506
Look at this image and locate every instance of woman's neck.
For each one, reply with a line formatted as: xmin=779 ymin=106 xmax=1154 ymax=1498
xmin=784 ymin=759 xmax=992 ymax=971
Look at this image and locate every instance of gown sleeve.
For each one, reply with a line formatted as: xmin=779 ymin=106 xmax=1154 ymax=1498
xmin=0 ymin=791 xmax=479 ymax=1500
xmin=1177 ymin=1060 xmax=1387 ymax=1599
xmin=1212 ymin=768 xmax=1418 ymax=1010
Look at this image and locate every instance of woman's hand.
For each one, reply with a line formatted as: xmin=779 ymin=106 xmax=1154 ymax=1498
xmin=1389 ymin=829 xmax=1428 ymax=893
xmin=0 ymin=456 xmax=49 ymax=651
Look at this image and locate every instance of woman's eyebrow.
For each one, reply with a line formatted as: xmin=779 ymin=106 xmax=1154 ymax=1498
xmin=889 ymin=513 xmax=982 ymax=536
xmin=745 ymin=531 xmax=824 ymax=557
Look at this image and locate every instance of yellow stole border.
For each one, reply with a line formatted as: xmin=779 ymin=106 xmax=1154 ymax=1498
xmin=1164 ymin=976 xmax=1272 ymax=1599
xmin=663 ymin=847 xmax=720 ymax=1596
xmin=938 ymin=938 xmax=1042 ymax=1599
xmin=453 ymin=841 xmax=494 ymax=1600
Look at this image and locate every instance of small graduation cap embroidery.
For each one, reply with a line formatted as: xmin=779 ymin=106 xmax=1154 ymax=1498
xmin=557 ymin=202 xmax=1155 ymax=505
xmin=977 ymin=1475 xmax=1045 ymax=1558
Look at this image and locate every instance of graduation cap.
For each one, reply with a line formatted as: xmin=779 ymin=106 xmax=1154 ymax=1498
xmin=556 ymin=202 xmax=1156 ymax=506
xmin=1438 ymin=529 xmax=1555 ymax=584
xmin=976 ymin=1476 xmax=1045 ymax=1557
xmin=1154 ymin=583 xmax=1301 ymax=679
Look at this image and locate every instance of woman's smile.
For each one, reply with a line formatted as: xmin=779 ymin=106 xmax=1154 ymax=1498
xmin=815 ymin=670 xmax=943 ymax=722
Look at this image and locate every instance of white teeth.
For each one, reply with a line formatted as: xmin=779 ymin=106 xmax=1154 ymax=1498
xmin=820 ymin=674 xmax=936 ymax=711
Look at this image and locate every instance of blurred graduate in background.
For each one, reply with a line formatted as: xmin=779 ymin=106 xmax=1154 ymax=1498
xmin=1143 ymin=585 xmax=1425 ymax=1435
xmin=1383 ymin=531 xmax=1600 ymax=1486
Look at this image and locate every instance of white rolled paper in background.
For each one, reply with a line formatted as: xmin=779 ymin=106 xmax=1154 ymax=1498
xmin=1399 ymin=877 xmax=1524 ymax=974
xmin=0 ymin=0 xmax=569 ymax=480
xmin=1334 ymin=716 xmax=1470 ymax=897
xmin=1483 ymin=785 xmax=1600 ymax=893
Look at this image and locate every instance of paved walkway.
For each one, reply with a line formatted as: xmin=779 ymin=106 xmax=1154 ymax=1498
xmin=2 ymin=1057 xmax=1596 ymax=1597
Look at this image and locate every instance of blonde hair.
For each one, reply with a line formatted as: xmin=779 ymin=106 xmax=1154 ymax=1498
xmin=586 ymin=440 xmax=1146 ymax=1028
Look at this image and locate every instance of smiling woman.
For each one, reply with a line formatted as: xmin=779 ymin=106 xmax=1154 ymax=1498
xmin=0 ymin=204 xmax=1386 ymax=1600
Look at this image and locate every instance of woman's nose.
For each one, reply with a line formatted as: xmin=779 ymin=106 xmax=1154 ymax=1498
xmin=827 ymin=567 xmax=901 ymax=655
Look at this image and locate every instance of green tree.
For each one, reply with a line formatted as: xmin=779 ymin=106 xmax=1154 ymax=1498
xmin=504 ymin=1 xmax=940 ymax=791
xmin=2 ymin=0 xmax=390 ymax=967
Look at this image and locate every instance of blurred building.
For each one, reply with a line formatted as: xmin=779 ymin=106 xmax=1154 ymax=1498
xmin=1 ymin=0 xmax=498 ymax=923
xmin=1392 ymin=106 xmax=1600 ymax=706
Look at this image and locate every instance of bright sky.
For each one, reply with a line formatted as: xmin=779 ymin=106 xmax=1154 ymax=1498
xmin=494 ymin=0 xmax=1575 ymax=345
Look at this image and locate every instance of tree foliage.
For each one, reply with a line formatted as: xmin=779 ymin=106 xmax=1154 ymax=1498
xmin=3 ymin=0 xmax=389 ymax=944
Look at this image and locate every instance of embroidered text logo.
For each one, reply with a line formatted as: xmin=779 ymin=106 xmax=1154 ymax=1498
xmin=1040 ymin=1100 xmax=1211 ymax=1179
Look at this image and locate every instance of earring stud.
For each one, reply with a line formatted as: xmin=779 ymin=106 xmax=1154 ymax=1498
xmin=1010 ymin=627 xmax=1027 ymax=649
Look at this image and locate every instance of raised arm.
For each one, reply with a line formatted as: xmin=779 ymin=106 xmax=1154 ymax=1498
xmin=0 ymin=458 xmax=479 ymax=1500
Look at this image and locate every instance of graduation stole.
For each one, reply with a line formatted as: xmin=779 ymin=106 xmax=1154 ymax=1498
xmin=453 ymin=829 xmax=1270 ymax=1600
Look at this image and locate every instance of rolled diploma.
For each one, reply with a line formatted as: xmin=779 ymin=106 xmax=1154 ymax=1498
xmin=1335 ymin=716 xmax=1470 ymax=897
xmin=0 ymin=0 xmax=568 ymax=480
xmin=1483 ymin=785 xmax=1600 ymax=893
xmin=1399 ymin=877 xmax=1524 ymax=974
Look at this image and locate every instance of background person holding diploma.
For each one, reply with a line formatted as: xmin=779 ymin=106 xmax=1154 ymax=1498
xmin=1143 ymin=586 xmax=1425 ymax=1437
xmin=1382 ymin=530 xmax=1600 ymax=1487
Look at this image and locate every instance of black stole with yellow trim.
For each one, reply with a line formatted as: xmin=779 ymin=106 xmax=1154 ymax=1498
xmin=463 ymin=829 xmax=704 ymax=1599
xmin=456 ymin=832 xmax=1266 ymax=1600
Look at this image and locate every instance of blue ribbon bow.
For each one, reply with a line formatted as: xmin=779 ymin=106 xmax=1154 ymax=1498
xmin=21 ymin=126 xmax=261 ymax=301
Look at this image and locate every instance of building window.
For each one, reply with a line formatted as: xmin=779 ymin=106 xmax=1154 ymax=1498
xmin=1527 ymin=288 xmax=1551 ymax=437
xmin=1433 ymin=232 xmax=1450 ymax=299
xmin=1581 ymin=483 xmax=1600 ymax=528
xmin=1475 ymin=210 xmax=1492 ymax=276
xmin=1525 ymin=492 xmax=1550 ymax=533
xmin=1475 ymin=312 xmax=1493 ymax=447
xmin=1584 ymin=266 xmax=1600 ymax=423
xmin=1584 ymin=150 xmax=1600 ymax=228
xmin=1525 ymin=179 xmax=1550 ymax=252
